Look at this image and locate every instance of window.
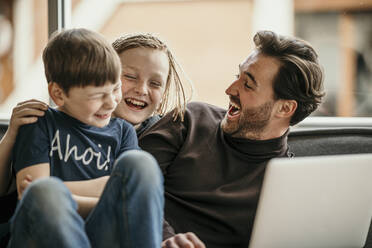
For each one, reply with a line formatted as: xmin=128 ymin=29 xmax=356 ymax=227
xmin=1 ymin=0 xmax=372 ymax=124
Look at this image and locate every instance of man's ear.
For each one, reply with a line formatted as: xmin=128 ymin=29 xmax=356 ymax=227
xmin=275 ymin=99 xmax=297 ymax=118
xmin=48 ymin=82 xmax=66 ymax=107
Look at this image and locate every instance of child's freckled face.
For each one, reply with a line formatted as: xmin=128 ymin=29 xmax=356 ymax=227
xmin=58 ymin=81 xmax=122 ymax=128
xmin=113 ymin=47 xmax=169 ymax=125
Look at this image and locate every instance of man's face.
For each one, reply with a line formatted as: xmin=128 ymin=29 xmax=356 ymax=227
xmin=221 ymin=50 xmax=281 ymax=139
xmin=58 ymin=81 xmax=122 ymax=128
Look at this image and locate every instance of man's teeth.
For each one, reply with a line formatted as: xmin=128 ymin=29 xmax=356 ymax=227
xmin=228 ymin=101 xmax=241 ymax=116
xmin=126 ymin=98 xmax=145 ymax=107
xmin=231 ymin=102 xmax=240 ymax=110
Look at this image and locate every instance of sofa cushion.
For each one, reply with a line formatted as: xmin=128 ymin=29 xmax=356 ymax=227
xmin=288 ymin=128 xmax=372 ymax=157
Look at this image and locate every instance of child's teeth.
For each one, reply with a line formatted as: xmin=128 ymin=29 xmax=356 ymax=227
xmin=128 ymin=99 xmax=145 ymax=106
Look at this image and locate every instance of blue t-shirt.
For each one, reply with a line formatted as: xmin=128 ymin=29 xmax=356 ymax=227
xmin=12 ymin=108 xmax=139 ymax=181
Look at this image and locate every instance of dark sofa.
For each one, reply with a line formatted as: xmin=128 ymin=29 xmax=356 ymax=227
xmin=288 ymin=127 xmax=372 ymax=156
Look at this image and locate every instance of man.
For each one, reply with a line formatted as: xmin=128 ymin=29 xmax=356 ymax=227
xmin=139 ymin=30 xmax=325 ymax=248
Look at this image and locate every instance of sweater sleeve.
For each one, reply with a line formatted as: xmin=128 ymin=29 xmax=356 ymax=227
xmin=138 ymin=110 xmax=186 ymax=176
xmin=162 ymin=219 xmax=176 ymax=240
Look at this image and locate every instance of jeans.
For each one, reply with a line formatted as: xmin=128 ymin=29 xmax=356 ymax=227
xmin=8 ymin=150 xmax=164 ymax=248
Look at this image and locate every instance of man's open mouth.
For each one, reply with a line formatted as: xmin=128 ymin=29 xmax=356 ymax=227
xmin=228 ymin=101 xmax=241 ymax=117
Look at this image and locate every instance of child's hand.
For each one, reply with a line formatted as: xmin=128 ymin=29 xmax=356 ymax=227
xmin=18 ymin=174 xmax=33 ymax=200
xmin=8 ymin=99 xmax=48 ymax=138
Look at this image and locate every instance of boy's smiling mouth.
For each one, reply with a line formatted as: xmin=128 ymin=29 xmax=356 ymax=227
xmin=95 ymin=113 xmax=111 ymax=119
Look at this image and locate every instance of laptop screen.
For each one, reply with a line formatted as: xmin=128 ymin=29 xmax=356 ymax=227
xmin=249 ymin=154 xmax=372 ymax=248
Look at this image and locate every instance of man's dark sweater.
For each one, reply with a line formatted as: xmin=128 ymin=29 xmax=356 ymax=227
xmin=139 ymin=101 xmax=289 ymax=248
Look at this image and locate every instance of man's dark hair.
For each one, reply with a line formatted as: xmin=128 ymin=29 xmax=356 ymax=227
xmin=43 ymin=28 xmax=121 ymax=94
xmin=254 ymin=30 xmax=325 ymax=125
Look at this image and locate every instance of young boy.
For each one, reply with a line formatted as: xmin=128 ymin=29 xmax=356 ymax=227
xmin=9 ymin=28 xmax=164 ymax=248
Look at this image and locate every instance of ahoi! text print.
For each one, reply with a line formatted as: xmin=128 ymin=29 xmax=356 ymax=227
xmin=49 ymin=130 xmax=111 ymax=171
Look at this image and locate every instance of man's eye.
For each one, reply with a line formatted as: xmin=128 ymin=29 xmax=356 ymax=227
xmin=235 ymin=74 xmax=240 ymax=79
xmin=244 ymin=82 xmax=252 ymax=89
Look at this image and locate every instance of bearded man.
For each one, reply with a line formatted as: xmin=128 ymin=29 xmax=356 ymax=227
xmin=139 ymin=30 xmax=325 ymax=248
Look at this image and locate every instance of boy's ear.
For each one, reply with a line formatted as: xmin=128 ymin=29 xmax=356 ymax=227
xmin=275 ymin=99 xmax=297 ymax=118
xmin=48 ymin=82 xmax=66 ymax=107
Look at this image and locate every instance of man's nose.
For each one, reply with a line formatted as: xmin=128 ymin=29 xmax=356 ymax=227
xmin=225 ymin=78 xmax=239 ymax=96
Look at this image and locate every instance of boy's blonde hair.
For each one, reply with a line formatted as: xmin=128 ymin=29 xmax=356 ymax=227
xmin=43 ymin=28 xmax=121 ymax=94
xmin=112 ymin=33 xmax=192 ymax=121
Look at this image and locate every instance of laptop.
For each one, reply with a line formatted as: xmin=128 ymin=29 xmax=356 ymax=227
xmin=249 ymin=153 xmax=372 ymax=248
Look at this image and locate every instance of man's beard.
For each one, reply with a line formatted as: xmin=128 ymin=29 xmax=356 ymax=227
xmin=221 ymin=100 xmax=274 ymax=139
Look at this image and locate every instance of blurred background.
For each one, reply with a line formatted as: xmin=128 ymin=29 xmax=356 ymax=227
xmin=0 ymin=0 xmax=372 ymax=119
